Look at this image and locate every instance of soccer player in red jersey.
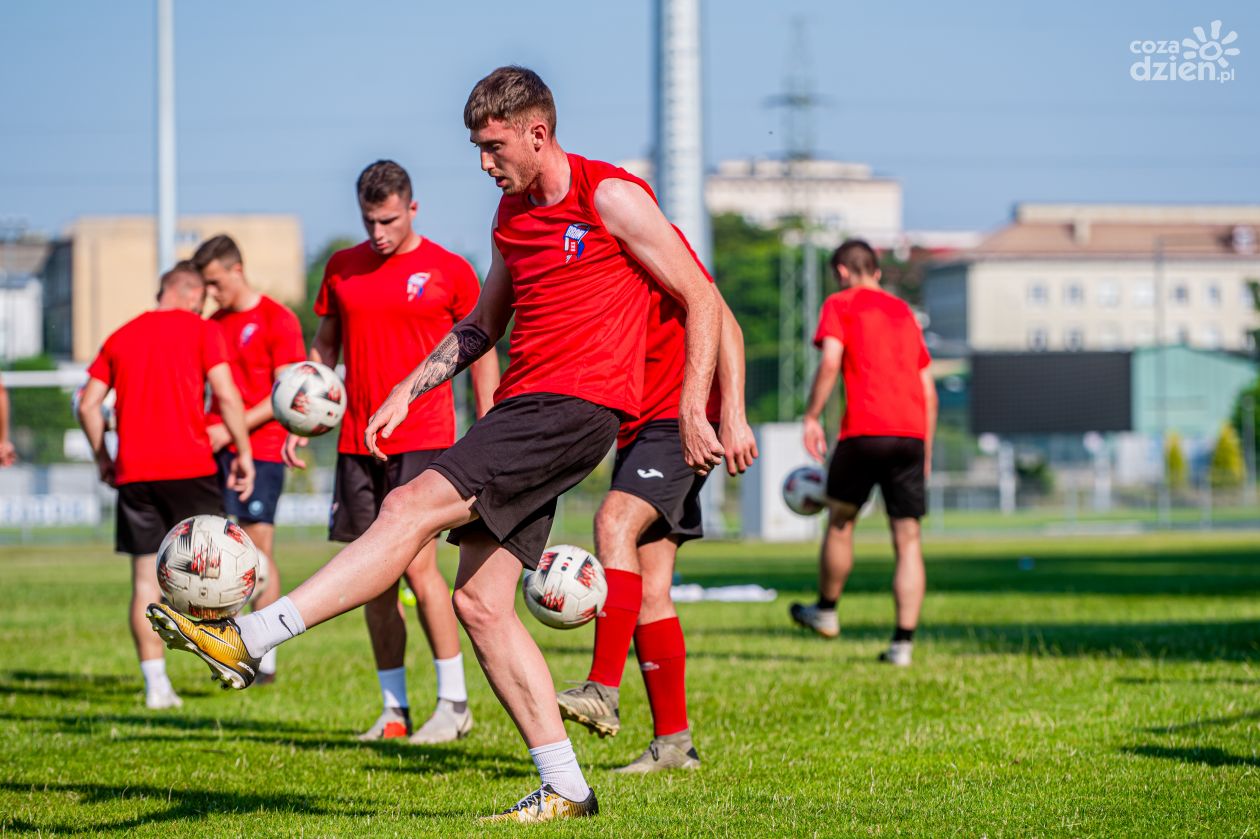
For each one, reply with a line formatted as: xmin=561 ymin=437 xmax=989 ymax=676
xmin=790 ymin=240 xmax=938 ymax=666
xmin=556 ymin=241 xmax=759 ymax=773
xmin=192 ymin=235 xmax=306 ymax=685
xmin=288 ymin=161 xmax=499 ymax=744
xmin=78 ymin=262 xmax=255 ymax=709
xmin=148 ymin=66 xmax=723 ymax=823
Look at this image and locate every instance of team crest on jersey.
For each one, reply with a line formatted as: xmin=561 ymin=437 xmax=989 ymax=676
xmin=406 ymin=272 xmax=430 ymax=302
xmin=239 ymin=323 xmax=258 ymax=346
xmin=563 ymin=223 xmax=590 ymax=263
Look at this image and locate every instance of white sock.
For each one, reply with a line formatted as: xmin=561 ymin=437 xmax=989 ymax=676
xmin=433 ymin=653 xmax=467 ymax=703
xmin=259 ymin=648 xmax=278 ymax=675
xmin=378 ymin=666 xmax=409 ymax=710
xmin=237 ymin=595 xmax=306 ymax=658
xmin=140 ymin=658 xmax=172 ymax=696
xmin=529 ymin=739 xmax=589 ymax=801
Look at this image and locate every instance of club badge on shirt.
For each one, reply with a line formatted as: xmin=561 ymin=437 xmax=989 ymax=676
xmin=563 ymin=223 xmax=590 ymax=263
xmin=239 ymin=323 xmax=258 ymax=346
xmin=406 ymin=272 xmax=430 ymax=302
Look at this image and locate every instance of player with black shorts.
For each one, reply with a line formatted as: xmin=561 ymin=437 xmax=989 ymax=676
xmin=146 ymin=66 xmax=724 ymax=823
xmin=78 ymin=262 xmax=254 ymax=709
xmin=193 ymin=234 xmax=306 ymax=685
xmin=556 ymin=241 xmax=758 ymax=773
xmin=291 ymin=160 xmax=498 ymax=744
xmin=790 ymin=240 xmax=939 ymax=666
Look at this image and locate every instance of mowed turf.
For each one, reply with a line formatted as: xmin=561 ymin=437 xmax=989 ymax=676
xmin=2 ymin=530 xmax=1258 ymax=837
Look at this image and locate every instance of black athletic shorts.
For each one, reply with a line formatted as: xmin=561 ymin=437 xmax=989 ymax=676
xmin=435 ymin=393 xmax=620 ymax=569
xmin=215 ymin=450 xmax=285 ymax=525
xmin=330 ymin=449 xmax=444 ymax=542
xmin=611 ymin=419 xmax=709 ymax=545
xmin=827 ymin=436 xmax=927 ymax=519
xmin=115 ymin=474 xmax=223 ymax=556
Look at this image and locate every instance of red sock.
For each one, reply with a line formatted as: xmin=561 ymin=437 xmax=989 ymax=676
xmin=586 ymin=569 xmax=642 ymax=687
xmin=634 ymin=617 xmax=688 ymax=737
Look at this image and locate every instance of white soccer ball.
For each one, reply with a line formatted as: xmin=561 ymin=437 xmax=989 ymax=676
xmin=522 ymin=545 xmax=607 ymax=630
xmin=156 ymin=514 xmax=260 ymax=619
xmin=782 ymin=464 xmax=827 ymax=516
xmin=270 ymin=361 xmax=346 ymax=437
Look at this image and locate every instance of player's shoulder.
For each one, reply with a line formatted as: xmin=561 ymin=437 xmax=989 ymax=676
xmin=325 ymin=240 xmax=375 ymax=275
xmin=258 ymin=293 xmax=300 ymax=320
xmin=419 ymin=237 xmax=475 ymax=270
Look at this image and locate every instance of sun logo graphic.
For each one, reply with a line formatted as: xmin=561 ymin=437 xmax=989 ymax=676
xmin=1130 ymin=20 xmax=1240 ymax=83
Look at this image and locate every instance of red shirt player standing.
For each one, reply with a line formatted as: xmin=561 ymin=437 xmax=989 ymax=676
xmin=148 ymin=67 xmax=724 ymax=824
xmin=80 ymin=262 xmax=254 ymax=710
xmin=790 ymin=239 xmax=938 ymax=667
xmin=193 ymin=234 xmax=306 ymax=686
xmin=299 ymin=161 xmax=499 ymax=745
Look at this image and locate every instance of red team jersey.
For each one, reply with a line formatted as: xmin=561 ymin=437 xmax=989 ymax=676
xmin=493 ymin=154 xmax=652 ymax=417
xmin=205 ymin=295 xmax=306 ymax=462
xmin=315 ymin=238 xmax=482 ymax=456
xmin=87 ymin=309 xmax=229 ymax=485
xmin=813 ymin=287 xmax=931 ymax=440
xmin=616 ymin=229 xmax=722 ymax=448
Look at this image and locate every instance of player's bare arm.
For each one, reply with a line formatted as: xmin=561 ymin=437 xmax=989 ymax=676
xmin=595 ymin=178 xmax=724 ymax=474
xmin=803 ymin=337 xmax=844 ymax=464
xmin=284 ymin=315 xmax=342 ymax=469
xmin=469 ymin=351 xmax=501 ymax=418
xmin=715 ymin=291 xmax=758 ymax=475
xmin=76 ymin=377 xmax=114 ymax=486
xmin=921 ymin=365 xmax=938 ymax=478
xmin=364 ymin=241 xmax=514 ymax=461
xmin=207 ymin=363 xmax=256 ymax=502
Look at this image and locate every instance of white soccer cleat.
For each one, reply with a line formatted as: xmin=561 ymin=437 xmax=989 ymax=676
xmin=409 ymin=700 xmax=473 ymax=744
xmin=144 ymin=686 xmax=184 ymax=710
xmin=789 ymin=602 xmax=840 ymax=638
xmin=878 ymin=640 xmax=913 ymax=666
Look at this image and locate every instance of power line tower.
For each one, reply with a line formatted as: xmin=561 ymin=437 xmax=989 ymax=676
xmin=767 ymin=18 xmax=824 ymax=421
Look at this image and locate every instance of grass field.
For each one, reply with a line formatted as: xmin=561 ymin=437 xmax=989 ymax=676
xmin=2 ymin=530 xmax=1259 ymax=837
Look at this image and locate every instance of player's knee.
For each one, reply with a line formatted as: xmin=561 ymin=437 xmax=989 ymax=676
xmin=828 ymin=504 xmax=859 ymax=528
xmin=452 ymin=586 xmax=497 ymax=633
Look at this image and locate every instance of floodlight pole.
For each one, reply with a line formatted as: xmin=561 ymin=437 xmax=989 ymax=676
xmin=156 ymin=0 xmax=176 ymax=276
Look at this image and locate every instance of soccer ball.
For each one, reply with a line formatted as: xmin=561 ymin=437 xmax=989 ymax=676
xmin=782 ymin=465 xmax=827 ymax=516
xmin=271 ymin=361 xmax=346 ymax=437
xmin=156 ymin=514 xmax=260 ymax=619
xmin=522 ymin=545 xmax=607 ymax=629
xmin=242 ymin=550 xmax=271 ymax=611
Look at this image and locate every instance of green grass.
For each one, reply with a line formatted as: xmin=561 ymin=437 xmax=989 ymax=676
xmin=2 ymin=531 xmax=1259 ymax=837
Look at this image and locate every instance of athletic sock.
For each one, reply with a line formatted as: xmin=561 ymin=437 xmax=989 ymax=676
xmin=816 ymin=595 xmax=838 ymax=611
xmin=259 ymin=648 xmax=278 ymax=676
xmin=237 ymin=595 xmax=306 ymax=659
xmin=586 ymin=569 xmax=642 ymax=688
xmin=433 ymin=653 xmax=467 ymax=703
xmin=139 ymin=658 xmax=172 ymax=696
xmin=528 ymin=739 xmax=589 ymax=801
xmin=892 ymin=626 xmax=916 ymax=643
xmin=377 ymin=666 xmax=408 ymax=711
xmin=634 ymin=617 xmax=689 ymax=737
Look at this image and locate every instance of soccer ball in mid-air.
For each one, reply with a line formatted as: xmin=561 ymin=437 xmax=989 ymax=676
xmin=271 ymin=361 xmax=346 ymax=437
xmin=156 ymin=515 xmax=260 ymax=619
xmin=782 ymin=465 xmax=827 ymax=516
xmin=522 ymin=545 xmax=607 ymax=629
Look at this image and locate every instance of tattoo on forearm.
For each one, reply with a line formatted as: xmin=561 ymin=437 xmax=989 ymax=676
xmin=409 ymin=323 xmax=491 ymax=401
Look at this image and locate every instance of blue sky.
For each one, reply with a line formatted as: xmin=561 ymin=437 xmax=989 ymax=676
xmin=1 ymin=1 xmax=1257 ymax=272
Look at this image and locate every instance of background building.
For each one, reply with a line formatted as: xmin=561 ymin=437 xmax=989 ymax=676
xmin=924 ymin=203 xmax=1260 ymax=357
xmin=0 ymin=236 xmax=51 ymax=361
xmin=41 ymin=215 xmax=304 ymax=362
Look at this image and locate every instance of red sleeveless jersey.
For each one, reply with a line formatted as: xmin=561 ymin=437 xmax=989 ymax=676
xmin=493 ymin=154 xmax=652 ymax=417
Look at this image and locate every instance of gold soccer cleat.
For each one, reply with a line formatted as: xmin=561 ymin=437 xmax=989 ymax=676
xmin=146 ymin=603 xmax=260 ymax=689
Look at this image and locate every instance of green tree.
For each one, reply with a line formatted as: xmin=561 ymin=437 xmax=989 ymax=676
xmin=5 ymin=355 xmax=77 ymax=465
xmin=1165 ymin=432 xmax=1187 ymax=489
xmin=1210 ymin=422 xmax=1245 ymax=488
xmin=298 ymin=237 xmax=356 ymax=346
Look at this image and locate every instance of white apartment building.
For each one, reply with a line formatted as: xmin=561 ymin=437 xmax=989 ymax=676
xmin=923 ymin=204 xmax=1260 ymax=356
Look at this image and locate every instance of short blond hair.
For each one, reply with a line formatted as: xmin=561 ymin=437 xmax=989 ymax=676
xmin=463 ymin=66 xmax=556 ymax=135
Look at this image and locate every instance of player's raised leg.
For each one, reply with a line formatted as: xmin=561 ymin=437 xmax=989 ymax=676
xmin=556 ymin=490 xmax=656 ymax=738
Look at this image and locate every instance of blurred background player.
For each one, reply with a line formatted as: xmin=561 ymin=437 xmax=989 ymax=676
xmin=0 ymin=373 xmax=16 ymax=467
xmin=193 ymin=234 xmax=306 ymax=686
xmin=556 ymin=239 xmax=758 ymax=773
xmin=78 ymin=262 xmax=255 ymax=708
xmin=289 ymin=160 xmax=498 ymax=743
xmin=790 ymin=240 xmax=938 ymax=666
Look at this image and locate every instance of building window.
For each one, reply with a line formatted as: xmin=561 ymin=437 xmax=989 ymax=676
xmin=1134 ymin=323 xmax=1155 ymax=345
xmin=1206 ymin=282 xmax=1222 ymax=307
xmin=1097 ymin=280 xmax=1120 ymax=307
xmin=1200 ymin=325 xmax=1222 ymax=348
xmin=1175 ymin=325 xmax=1191 ymax=345
xmin=1065 ymin=327 xmax=1085 ymax=350
xmin=1171 ymin=283 xmax=1190 ymax=305
xmin=1028 ymin=327 xmax=1048 ymax=350
xmin=1243 ymin=281 xmax=1257 ymax=308
xmin=1064 ymin=283 xmax=1084 ymax=306
xmin=1133 ymin=280 xmax=1155 ymax=307
xmin=1246 ymin=329 xmax=1257 ymax=351
xmin=1027 ymin=282 xmax=1048 ymax=307
xmin=1098 ymin=323 xmax=1123 ymax=349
